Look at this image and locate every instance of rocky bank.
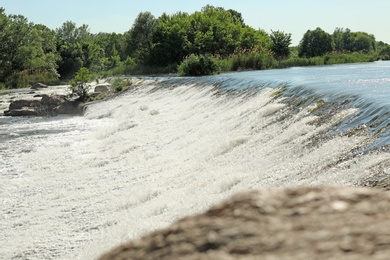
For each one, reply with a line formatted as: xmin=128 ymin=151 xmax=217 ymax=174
xmin=3 ymin=94 xmax=83 ymax=116
xmin=99 ymin=186 xmax=390 ymax=260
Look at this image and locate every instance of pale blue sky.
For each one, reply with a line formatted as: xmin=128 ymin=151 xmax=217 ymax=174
xmin=1 ymin=0 xmax=389 ymax=45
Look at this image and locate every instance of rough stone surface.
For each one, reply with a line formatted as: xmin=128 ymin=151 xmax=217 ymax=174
xmin=31 ymin=82 xmax=48 ymax=89
xmin=94 ymin=83 xmax=112 ymax=93
xmin=4 ymin=94 xmax=82 ymax=116
xmin=3 ymin=107 xmax=40 ymax=116
xmin=53 ymin=100 xmax=84 ymax=115
xmin=99 ymin=187 xmax=390 ymax=260
xmin=8 ymin=99 xmax=41 ymax=110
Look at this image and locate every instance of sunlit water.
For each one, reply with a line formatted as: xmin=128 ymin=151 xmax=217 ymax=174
xmin=2 ymin=61 xmax=390 ymax=259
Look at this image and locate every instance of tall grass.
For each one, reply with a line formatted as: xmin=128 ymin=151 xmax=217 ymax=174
xmin=224 ymin=48 xmax=276 ymax=71
xmin=323 ymin=53 xmax=377 ymax=65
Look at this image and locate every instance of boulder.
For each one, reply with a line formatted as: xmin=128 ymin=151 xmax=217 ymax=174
xmin=99 ymin=186 xmax=390 ymax=260
xmin=9 ymin=99 xmax=41 ymax=110
xmin=31 ymin=82 xmax=48 ymax=89
xmin=95 ymin=83 xmax=112 ymax=93
xmin=52 ymin=100 xmax=84 ymax=115
xmin=3 ymin=107 xmax=40 ymax=116
xmin=4 ymin=94 xmax=83 ymax=116
xmin=40 ymin=94 xmax=67 ymax=110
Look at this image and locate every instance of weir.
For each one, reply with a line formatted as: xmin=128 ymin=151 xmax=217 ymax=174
xmin=1 ymin=61 xmax=390 ymax=259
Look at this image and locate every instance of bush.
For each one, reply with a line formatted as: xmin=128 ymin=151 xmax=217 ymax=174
xmin=379 ymin=46 xmax=390 ymax=60
xmin=5 ymin=72 xmax=29 ymax=89
xmin=178 ymin=54 xmax=220 ymax=76
xmin=215 ymin=58 xmax=233 ymax=72
xmin=110 ymin=77 xmax=133 ymax=92
xmin=323 ymin=53 xmax=377 ymax=64
xmin=69 ymin=67 xmax=91 ymax=101
xmin=230 ymin=49 xmax=276 ymax=71
xmin=278 ymin=56 xmax=325 ymax=68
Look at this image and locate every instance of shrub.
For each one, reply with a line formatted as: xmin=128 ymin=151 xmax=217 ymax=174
xmin=230 ymin=49 xmax=276 ymax=71
xmin=278 ymin=56 xmax=325 ymax=68
xmin=110 ymin=77 xmax=133 ymax=92
xmin=69 ymin=67 xmax=91 ymax=101
xmin=323 ymin=53 xmax=377 ymax=65
xmin=178 ymin=54 xmax=220 ymax=76
xmin=379 ymin=46 xmax=390 ymax=60
xmin=5 ymin=72 xmax=29 ymax=89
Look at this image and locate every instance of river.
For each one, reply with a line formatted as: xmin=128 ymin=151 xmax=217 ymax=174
xmin=1 ymin=61 xmax=390 ymax=259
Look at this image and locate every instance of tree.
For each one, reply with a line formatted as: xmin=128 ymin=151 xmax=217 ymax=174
xmin=124 ymin=12 xmax=157 ymax=63
xmin=239 ymin=27 xmax=270 ymax=50
xmin=352 ymin=32 xmax=376 ymax=53
xmin=56 ymin=21 xmax=93 ymax=79
xmin=299 ymin=27 xmax=333 ymax=58
xmin=379 ymin=45 xmax=390 ymax=60
xmin=188 ymin=6 xmax=244 ymax=56
xmin=333 ymin=28 xmax=376 ymax=53
xmin=150 ymin=12 xmax=191 ymax=66
xmin=0 ymin=9 xmax=59 ymax=88
xmin=270 ymin=30 xmax=292 ymax=60
xmin=149 ymin=6 xmax=259 ymax=67
xmin=69 ymin=67 xmax=91 ymax=101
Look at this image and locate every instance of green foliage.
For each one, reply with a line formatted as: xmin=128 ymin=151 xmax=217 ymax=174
xmin=277 ymin=56 xmax=325 ymax=68
xmin=178 ymin=54 xmax=220 ymax=76
xmin=276 ymin=53 xmax=378 ymax=68
xmin=230 ymin=48 xmax=276 ymax=71
xmin=56 ymin=21 xmax=94 ymax=79
xmin=270 ymin=30 xmax=292 ymax=60
xmin=333 ymin=28 xmax=376 ymax=53
xmin=69 ymin=67 xmax=91 ymax=101
xmin=324 ymin=53 xmax=377 ymax=64
xmin=150 ymin=12 xmax=190 ymax=66
xmin=110 ymin=77 xmax=133 ymax=92
xmin=214 ymin=57 xmax=233 ymax=72
xmin=379 ymin=45 xmax=390 ymax=60
xmin=150 ymin=6 xmax=270 ymax=67
xmin=0 ymin=9 xmax=59 ymax=88
xmin=299 ymin=27 xmax=333 ymax=58
xmin=107 ymin=57 xmax=137 ymax=76
xmin=124 ymin=12 xmax=157 ymax=64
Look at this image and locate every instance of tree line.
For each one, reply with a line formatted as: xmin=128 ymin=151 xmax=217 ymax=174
xmin=1 ymin=5 xmax=390 ymax=88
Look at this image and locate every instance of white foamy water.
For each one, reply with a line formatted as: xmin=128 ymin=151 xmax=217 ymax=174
xmin=1 ymin=81 xmax=390 ymax=259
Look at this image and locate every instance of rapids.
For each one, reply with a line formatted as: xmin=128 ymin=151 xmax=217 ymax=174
xmin=1 ymin=61 xmax=390 ymax=259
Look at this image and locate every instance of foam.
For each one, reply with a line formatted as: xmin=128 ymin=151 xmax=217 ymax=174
xmin=1 ymin=83 xmax=389 ymax=259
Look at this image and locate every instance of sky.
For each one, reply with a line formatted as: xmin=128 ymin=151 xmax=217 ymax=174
xmin=1 ymin=0 xmax=389 ymax=46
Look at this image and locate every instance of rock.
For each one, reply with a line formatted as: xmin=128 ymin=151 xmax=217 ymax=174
xmin=4 ymin=94 xmax=83 ymax=116
xmin=41 ymin=94 xmax=67 ymax=110
xmin=8 ymin=99 xmax=41 ymax=110
xmin=95 ymin=83 xmax=112 ymax=93
xmin=52 ymin=100 xmax=83 ymax=115
xmin=3 ymin=107 xmax=40 ymax=116
xmin=99 ymin=187 xmax=390 ymax=260
xmin=31 ymin=82 xmax=48 ymax=89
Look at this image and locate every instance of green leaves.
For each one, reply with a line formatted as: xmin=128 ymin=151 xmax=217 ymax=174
xmin=178 ymin=54 xmax=220 ymax=76
xmin=270 ymin=30 xmax=292 ymax=60
xmin=0 ymin=10 xmax=59 ymax=88
xmin=298 ymin=28 xmax=333 ymax=58
xmin=333 ymin=28 xmax=376 ymax=53
xmin=69 ymin=67 xmax=91 ymax=101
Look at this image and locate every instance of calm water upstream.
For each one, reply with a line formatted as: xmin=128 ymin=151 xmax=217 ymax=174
xmin=1 ymin=61 xmax=390 ymax=259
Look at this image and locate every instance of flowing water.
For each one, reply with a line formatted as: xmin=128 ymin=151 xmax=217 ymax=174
xmin=1 ymin=61 xmax=390 ymax=259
